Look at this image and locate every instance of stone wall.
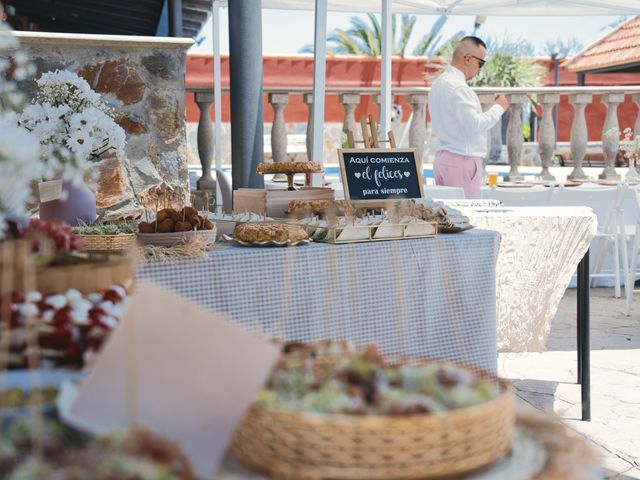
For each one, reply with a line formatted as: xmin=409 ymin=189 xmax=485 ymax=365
xmin=14 ymin=32 xmax=193 ymax=220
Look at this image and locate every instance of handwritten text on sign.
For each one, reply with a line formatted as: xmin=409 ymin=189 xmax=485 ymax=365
xmin=338 ymin=149 xmax=423 ymax=201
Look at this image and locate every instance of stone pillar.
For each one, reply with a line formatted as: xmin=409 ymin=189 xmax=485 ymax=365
xmin=228 ymin=0 xmax=264 ymax=190
xmin=304 ymin=92 xmax=313 ymax=161
xmin=634 ymin=93 xmax=640 ymax=139
xmin=567 ymin=93 xmax=592 ymax=180
xmin=194 ymin=91 xmax=216 ymax=190
xmin=268 ymin=93 xmax=288 ymax=163
xmin=538 ymin=93 xmax=559 ymax=181
xmin=478 ymin=93 xmax=496 ymax=177
xmin=600 ymin=93 xmax=624 ymax=181
xmin=408 ymin=93 xmax=428 ymax=168
xmin=505 ymin=94 xmax=528 ymax=182
xmin=269 ymin=92 xmax=288 ymax=181
xmin=339 ymin=93 xmax=360 ymax=138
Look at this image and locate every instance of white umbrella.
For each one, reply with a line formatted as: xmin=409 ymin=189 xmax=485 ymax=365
xmin=261 ymin=1 xmax=640 ymax=15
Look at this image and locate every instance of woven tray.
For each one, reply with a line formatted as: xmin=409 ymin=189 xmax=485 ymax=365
xmin=77 ymin=233 xmax=136 ymax=252
xmin=231 ymin=379 xmax=515 ymax=480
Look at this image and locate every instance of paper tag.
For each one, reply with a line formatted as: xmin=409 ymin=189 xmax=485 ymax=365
xmin=60 ymin=283 xmax=281 ymax=479
xmin=38 ymin=179 xmax=63 ymax=202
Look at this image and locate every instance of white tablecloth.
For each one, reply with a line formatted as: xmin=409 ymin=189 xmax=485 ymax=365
xmin=459 ymin=206 xmax=597 ymax=352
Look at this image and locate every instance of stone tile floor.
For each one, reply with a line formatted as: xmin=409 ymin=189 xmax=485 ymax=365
xmin=499 ymin=288 xmax=640 ymax=479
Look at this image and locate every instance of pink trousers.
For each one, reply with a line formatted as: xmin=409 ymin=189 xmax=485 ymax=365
xmin=433 ymin=150 xmax=483 ymax=199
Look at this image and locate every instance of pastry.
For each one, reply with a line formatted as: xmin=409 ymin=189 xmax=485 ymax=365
xmin=288 ymin=200 xmax=348 ymax=215
xmin=233 ymin=223 xmax=309 ymax=244
xmin=256 ymin=161 xmax=323 ymax=174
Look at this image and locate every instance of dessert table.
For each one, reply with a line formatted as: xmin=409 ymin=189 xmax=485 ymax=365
xmin=138 ymin=229 xmax=501 ymax=373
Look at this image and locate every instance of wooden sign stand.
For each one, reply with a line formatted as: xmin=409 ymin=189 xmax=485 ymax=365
xmin=340 ymin=114 xmax=422 ymax=210
xmin=346 ymin=114 xmax=396 ymax=149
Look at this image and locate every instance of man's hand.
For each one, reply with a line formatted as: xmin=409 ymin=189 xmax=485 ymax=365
xmin=495 ymin=95 xmax=509 ymax=111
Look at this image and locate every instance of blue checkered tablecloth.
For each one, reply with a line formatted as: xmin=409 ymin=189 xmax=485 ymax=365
xmin=137 ymin=229 xmax=501 ymax=372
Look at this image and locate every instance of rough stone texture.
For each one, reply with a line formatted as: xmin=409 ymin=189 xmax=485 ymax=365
xmin=13 ymin=36 xmax=190 ymax=219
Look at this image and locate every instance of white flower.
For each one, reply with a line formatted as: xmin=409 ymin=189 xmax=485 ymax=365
xmin=16 ymin=69 xmax=127 ymax=184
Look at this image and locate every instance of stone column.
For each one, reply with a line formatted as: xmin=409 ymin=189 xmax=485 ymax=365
xmin=478 ymin=93 xmax=496 ymax=178
xmin=195 ymin=91 xmax=216 ymax=190
xmin=600 ymin=93 xmax=624 ymax=181
xmin=269 ymin=93 xmax=288 ymax=181
xmin=505 ymin=94 xmax=528 ymax=182
xmin=304 ymin=93 xmax=313 ymax=161
xmin=268 ymin=92 xmax=288 ymax=162
xmin=567 ymin=93 xmax=592 ymax=180
xmin=538 ymin=93 xmax=559 ymax=181
xmin=634 ymin=93 xmax=640 ymax=139
xmin=339 ymin=93 xmax=360 ymax=138
xmin=228 ymin=0 xmax=264 ymax=190
xmin=407 ymin=93 xmax=428 ymax=168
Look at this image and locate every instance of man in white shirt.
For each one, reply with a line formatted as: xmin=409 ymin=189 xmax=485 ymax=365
xmin=428 ymin=36 xmax=508 ymax=198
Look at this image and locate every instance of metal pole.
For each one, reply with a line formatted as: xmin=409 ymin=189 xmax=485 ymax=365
xmin=380 ymin=0 xmax=392 ymax=141
xmin=310 ymin=0 xmax=327 ymax=186
xmin=213 ymin=1 xmax=223 ymax=212
xmin=552 ymin=55 xmax=559 ymax=147
xmin=228 ymin=0 xmax=264 ymax=190
xmin=577 ymin=250 xmax=591 ymax=421
xmin=168 ymin=0 xmax=183 ymax=37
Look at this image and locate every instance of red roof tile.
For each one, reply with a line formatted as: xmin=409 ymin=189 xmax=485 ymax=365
xmin=563 ymin=16 xmax=640 ymax=73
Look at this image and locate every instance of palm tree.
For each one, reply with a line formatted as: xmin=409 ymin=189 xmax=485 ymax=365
xmin=299 ymin=14 xmax=462 ymax=58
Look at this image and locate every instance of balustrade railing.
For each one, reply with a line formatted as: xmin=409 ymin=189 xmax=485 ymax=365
xmin=188 ymin=85 xmax=640 ymax=189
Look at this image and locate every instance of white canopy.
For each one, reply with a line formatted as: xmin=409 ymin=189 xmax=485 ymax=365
xmin=259 ymin=0 xmax=640 ymax=15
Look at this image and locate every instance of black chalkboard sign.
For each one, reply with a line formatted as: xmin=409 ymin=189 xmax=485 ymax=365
xmin=338 ymin=148 xmax=424 ymax=201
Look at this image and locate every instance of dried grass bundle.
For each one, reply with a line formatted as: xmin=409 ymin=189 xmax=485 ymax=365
xmin=139 ymin=233 xmax=218 ymax=263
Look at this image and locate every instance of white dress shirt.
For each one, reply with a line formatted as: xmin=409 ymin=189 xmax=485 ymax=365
xmin=428 ymin=65 xmax=505 ymax=158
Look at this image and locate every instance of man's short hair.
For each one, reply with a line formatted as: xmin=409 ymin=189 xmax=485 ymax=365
xmin=460 ymin=36 xmax=487 ymax=50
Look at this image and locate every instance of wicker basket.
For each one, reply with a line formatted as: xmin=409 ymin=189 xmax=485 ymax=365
xmin=231 ymin=380 xmax=515 ymax=480
xmin=77 ymin=233 xmax=137 ymax=252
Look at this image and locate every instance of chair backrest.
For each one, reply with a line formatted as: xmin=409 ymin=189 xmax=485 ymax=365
xmin=550 ymin=185 xmax=622 ymax=233
xmin=487 ymin=186 xmax=554 ymax=206
xmin=423 ymin=185 xmax=465 ymax=199
xmin=216 ymin=169 xmax=233 ymax=214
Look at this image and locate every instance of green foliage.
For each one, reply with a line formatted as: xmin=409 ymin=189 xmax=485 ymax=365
xmin=471 ymin=36 xmax=546 ymax=88
xmin=299 ymin=14 xmax=462 ymax=58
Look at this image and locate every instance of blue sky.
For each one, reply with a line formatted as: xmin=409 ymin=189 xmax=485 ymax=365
xmin=190 ymin=9 xmax=626 ymax=56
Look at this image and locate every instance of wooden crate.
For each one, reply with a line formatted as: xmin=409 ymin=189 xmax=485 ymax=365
xmin=233 ymin=188 xmax=335 ymax=218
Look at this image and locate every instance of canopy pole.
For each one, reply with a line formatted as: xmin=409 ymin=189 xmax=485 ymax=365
xmin=310 ymin=0 xmax=327 ymax=186
xmin=380 ymin=0 xmax=392 ymax=141
xmin=168 ymin=0 xmax=183 ymax=37
xmin=228 ymin=0 xmax=264 ymax=190
xmin=213 ymin=1 xmax=223 ymax=213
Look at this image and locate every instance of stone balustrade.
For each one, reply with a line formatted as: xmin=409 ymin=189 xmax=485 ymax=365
xmin=188 ymin=85 xmax=640 ymax=189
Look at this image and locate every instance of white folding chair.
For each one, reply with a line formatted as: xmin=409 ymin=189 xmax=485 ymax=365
xmin=550 ymin=185 xmax=627 ymax=298
xmin=486 ymin=186 xmax=555 ymax=206
xmin=423 ymin=185 xmax=465 ymax=199
xmin=624 ymin=187 xmax=640 ymax=315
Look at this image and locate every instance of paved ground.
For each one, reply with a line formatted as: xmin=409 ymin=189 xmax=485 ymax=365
xmin=499 ymin=288 xmax=640 ymax=479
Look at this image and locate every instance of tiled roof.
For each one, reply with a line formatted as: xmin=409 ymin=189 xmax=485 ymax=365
xmin=563 ymin=16 xmax=640 ymax=73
